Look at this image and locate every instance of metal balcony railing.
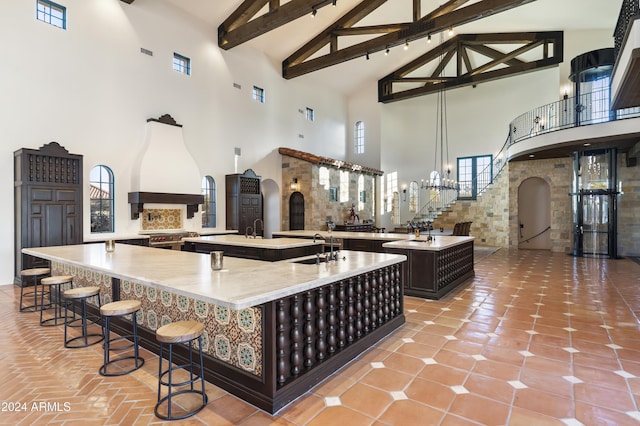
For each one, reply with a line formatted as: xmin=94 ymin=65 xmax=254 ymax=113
xmin=415 ymin=89 xmax=640 ymax=221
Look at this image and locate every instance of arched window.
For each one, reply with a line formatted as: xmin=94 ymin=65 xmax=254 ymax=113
xmin=89 ymin=165 xmax=114 ymax=233
xmin=354 ymin=121 xmax=364 ymax=154
xmin=202 ymin=176 xmax=216 ymax=228
xmin=409 ymin=181 xmax=419 ymax=213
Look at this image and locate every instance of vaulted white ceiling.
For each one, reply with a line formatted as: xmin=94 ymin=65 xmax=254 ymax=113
xmin=162 ymin=0 xmax=622 ymax=96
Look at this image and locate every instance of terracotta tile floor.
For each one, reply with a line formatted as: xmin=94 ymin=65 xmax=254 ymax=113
xmin=2 ymin=249 xmax=640 ymax=425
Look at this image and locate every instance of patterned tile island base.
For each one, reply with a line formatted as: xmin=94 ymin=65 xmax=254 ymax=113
xmin=53 ymin=262 xmax=263 ymax=376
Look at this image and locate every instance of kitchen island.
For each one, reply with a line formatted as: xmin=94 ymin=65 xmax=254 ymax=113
xmin=183 ymin=234 xmax=324 ymax=261
xmin=275 ymin=230 xmax=475 ymax=299
xmin=23 ymin=244 xmax=405 ymax=413
xmin=383 ymin=236 xmax=475 ymax=299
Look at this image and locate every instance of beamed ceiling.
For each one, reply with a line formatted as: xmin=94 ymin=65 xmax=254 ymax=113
xmin=122 ymin=1 xmax=622 ymax=99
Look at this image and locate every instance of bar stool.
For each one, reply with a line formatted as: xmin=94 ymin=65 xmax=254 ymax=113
xmin=19 ymin=268 xmax=50 ymax=312
xmin=99 ymin=300 xmax=145 ymax=376
xmin=40 ymin=275 xmax=73 ymax=326
xmin=154 ymin=320 xmax=208 ymax=420
xmin=63 ymin=286 xmax=103 ymax=348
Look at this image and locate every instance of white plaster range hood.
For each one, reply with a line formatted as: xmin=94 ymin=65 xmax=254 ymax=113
xmin=128 ymin=114 xmax=203 ymax=220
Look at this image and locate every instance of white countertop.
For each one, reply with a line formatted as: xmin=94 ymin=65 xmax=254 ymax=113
xmin=382 ymin=235 xmax=474 ymax=251
xmin=183 ymin=234 xmax=324 ymax=249
xmin=273 ymin=230 xmax=415 ymax=241
xmin=273 ymin=229 xmax=462 ymax=242
xmin=23 ymin=244 xmax=405 ymax=310
xmin=83 ymin=229 xmax=237 ymax=243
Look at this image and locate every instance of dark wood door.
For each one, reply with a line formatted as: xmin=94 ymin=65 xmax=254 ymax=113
xmin=289 ymin=192 xmax=304 ymax=230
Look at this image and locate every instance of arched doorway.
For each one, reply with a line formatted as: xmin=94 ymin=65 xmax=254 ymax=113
xmin=518 ymin=177 xmax=551 ymax=250
xmin=289 ymin=192 xmax=305 ymax=230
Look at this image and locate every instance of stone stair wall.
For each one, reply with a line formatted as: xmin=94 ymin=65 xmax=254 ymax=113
xmin=431 ymin=165 xmax=510 ymax=247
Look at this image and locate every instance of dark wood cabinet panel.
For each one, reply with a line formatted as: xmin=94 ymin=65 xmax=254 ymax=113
xmin=14 ymin=142 xmax=83 ymax=284
xmin=386 ymin=241 xmax=474 ymax=299
xmin=226 ymin=169 xmax=262 ymax=234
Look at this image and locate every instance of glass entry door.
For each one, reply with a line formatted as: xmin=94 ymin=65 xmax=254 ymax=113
xmin=571 ymin=149 xmax=619 ymax=258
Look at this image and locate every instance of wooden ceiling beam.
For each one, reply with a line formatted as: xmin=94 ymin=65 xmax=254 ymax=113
xmin=285 ymin=0 xmax=389 ymax=67
xmin=378 ymin=31 xmax=563 ymax=103
xmin=333 ymin=24 xmax=411 ymax=36
xmin=219 ymin=0 xmax=335 ymax=50
xmin=283 ymin=0 xmax=538 ymax=79
xmin=423 ymin=0 xmax=471 ymax=20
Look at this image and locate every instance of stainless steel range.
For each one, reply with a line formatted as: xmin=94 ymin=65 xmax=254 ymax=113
xmin=141 ymin=230 xmax=199 ymax=250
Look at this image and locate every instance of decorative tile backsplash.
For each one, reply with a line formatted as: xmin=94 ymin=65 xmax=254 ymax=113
xmin=141 ymin=208 xmax=183 ymax=230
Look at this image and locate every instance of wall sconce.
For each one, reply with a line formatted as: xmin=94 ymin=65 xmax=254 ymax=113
xmin=402 ymin=185 xmax=407 ymax=202
xmin=290 ymin=178 xmax=299 ymax=191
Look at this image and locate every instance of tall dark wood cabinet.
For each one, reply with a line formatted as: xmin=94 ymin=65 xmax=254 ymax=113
xmin=225 ymin=169 xmax=262 ymax=234
xmin=14 ymin=142 xmax=83 ymax=284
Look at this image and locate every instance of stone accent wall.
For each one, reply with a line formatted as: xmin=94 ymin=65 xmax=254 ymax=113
xmin=281 ymin=157 xmax=376 ymax=231
xmin=431 ymin=165 xmax=510 ymax=247
xmin=433 ymin=154 xmax=640 ymax=256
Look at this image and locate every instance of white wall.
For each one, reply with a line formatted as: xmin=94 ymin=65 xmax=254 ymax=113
xmin=1 ymin=0 xmax=347 ymax=284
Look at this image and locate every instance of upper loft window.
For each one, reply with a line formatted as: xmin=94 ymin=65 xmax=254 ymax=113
xmin=354 ymin=121 xmax=364 ymax=154
xmin=457 ymin=154 xmax=492 ymax=200
xmin=37 ymin=0 xmax=66 ymax=29
xmin=253 ymin=86 xmax=265 ymax=103
xmin=305 ymin=107 xmax=314 ymax=122
xmin=173 ymin=53 xmax=191 ymax=75
xmin=89 ymin=165 xmax=114 ymax=233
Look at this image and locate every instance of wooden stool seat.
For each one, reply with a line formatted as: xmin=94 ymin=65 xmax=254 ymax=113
xmin=64 ymin=286 xmax=100 ymax=300
xmin=99 ymin=300 xmax=144 ymax=376
xmin=39 ymin=275 xmax=73 ymax=326
xmin=22 ymin=268 xmax=51 ymax=277
xmin=19 ymin=268 xmax=51 ymax=312
xmin=63 ymin=286 xmax=102 ymax=348
xmin=154 ymin=320 xmax=207 ymax=420
xmin=156 ymin=320 xmax=204 ymax=344
xmin=101 ymin=300 xmax=141 ymax=317
xmin=41 ymin=275 xmax=73 ymax=286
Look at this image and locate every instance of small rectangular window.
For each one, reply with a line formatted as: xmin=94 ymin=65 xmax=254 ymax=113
xmin=305 ymin=107 xmax=315 ymax=122
xmin=253 ymin=86 xmax=265 ymax=103
xmin=173 ymin=53 xmax=191 ymax=75
xmin=37 ymin=0 xmax=66 ymax=29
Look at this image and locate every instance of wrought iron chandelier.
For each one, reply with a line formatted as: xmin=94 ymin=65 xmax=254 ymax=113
xmin=421 ymin=33 xmax=459 ymax=195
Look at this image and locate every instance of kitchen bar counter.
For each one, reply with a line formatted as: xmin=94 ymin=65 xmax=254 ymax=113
xmin=23 ymin=244 xmax=403 ymax=309
xmin=24 ymin=244 xmax=406 ymax=413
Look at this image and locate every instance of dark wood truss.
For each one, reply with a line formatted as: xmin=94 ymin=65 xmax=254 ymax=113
xmin=378 ymin=31 xmax=563 ymax=103
xmin=281 ymin=0 xmax=538 ymax=79
xmin=218 ymin=0 xmax=337 ymax=50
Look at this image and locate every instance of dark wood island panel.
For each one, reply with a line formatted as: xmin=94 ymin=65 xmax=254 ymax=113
xmin=385 ymin=239 xmax=474 ymax=299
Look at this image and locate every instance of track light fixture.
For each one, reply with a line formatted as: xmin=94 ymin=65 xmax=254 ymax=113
xmin=311 ymin=7 xmax=317 ymax=17
xmin=404 ymin=41 xmax=409 ymax=50
xmin=366 ymin=52 xmax=369 ymax=60
xmin=332 ymin=0 xmax=337 ymax=6
xmin=427 ymin=34 xmax=432 ymax=43
xmin=385 ymin=47 xmax=390 ymax=55
xmin=448 ymin=27 xmax=454 ymax=36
